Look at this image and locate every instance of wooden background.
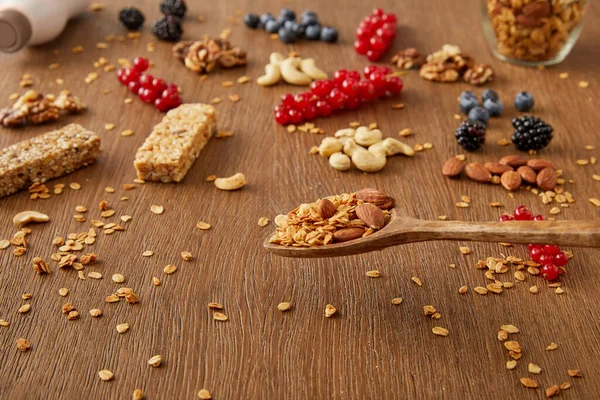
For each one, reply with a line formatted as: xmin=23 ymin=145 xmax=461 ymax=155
xmin=0 ymin=0 xmax=599 ymax=399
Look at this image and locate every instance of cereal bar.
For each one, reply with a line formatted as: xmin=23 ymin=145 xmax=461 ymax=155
xmin=0 ymin=123 xmax=100 ymax=198
xmin=134 ymin=103 xmax=216 ymax=183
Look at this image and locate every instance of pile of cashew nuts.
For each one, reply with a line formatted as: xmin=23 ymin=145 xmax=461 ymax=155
xmin=314 ymin=126 xmax=415 ymax=173
xmin=257 ymin=52 xmax=328 ymax=86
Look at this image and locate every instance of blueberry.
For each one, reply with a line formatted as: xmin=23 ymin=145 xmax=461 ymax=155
xmin=260 ymin=13 xmax=275 ymax=27
xmin=320 ymin=26 xmax=338 ymax=43
xmin=514 ymin=91 xmax=534 ymax=112
xmin=459 ymin=91 xmax=477 ymax=102
xmin=483 ymin=99 xmax=504 ymax=117
xmin=468 ymin=106 xmax=490 ymax=125
xmin=265 ymin=20 xmax=281 ymax=33
xmin=460 ymin=96 xmax=479 ymax=115
xmin=305 ymin=24 xmax=321 ymax=40
xmin=278 ymin=27 xmax=297 ymax=44
xmin=243 ymin=13 xmax=260 ymax=29
xmin=301 ymin=10 xmax=317 ymax=19
xmin=300 ymin=11 xmax=318 ymax=26
xmin=279 ymin=8 xmax=296 ymax=21
xmin=482 ymin=89 xmax=499 ymax=103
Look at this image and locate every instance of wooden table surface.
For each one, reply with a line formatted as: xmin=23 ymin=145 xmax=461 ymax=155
xmin=1 ymin=0 xmax=599 ymax=399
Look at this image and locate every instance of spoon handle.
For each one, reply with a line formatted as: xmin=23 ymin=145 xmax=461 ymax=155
xmin=410 ymin=219 xmax=600 ymax=248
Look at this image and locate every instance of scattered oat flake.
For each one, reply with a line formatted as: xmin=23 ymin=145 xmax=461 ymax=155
xmin=366 ymin=270 xmax=380 ymax=278
xmin=568 ymin=369 xmax=582 ymax=377
xmin=88 ymin=271 xmax=102 ymax=279
xmin=578 ymin=80 xmax=589 ymax=88
xmin=411 ymin=276 xmax=422 ymax=286
xmin=215 ymin=130 xmax=233 ymax=138
xmin=205 ymin=175 xmax=217 ymax=182
xmin=133 ymin=389 xmax=145 ymax=400
xmin=258 ymin=217 xmax=269 ymax=227
xmin=16 ymin=338 xmax=31 ymax=352
xmin=399 ymin=128 xmax=411 ymax=137
xmin=501 ymin=324 xmax=519 ymax=333
xmin=18 ymin=304 xmax=31 ymax=314
xmin=0 ymin=320 xmax=9 ymax=327
xmin=196 ymin=221 xmax=211 ymax=230
xmin=555 ymin=287 xmax=565 ymax=294
xmin=474 ymin=286 xmax=488 ymax=295
xmin=506 ymin=360 xmax=517 ymax=370
xmin=392 ymin=103 xmax=405 ymax=110
xmin=458 ymin=285 xmax=468 ymax=294
xmin=150 ymin=205 xmax=164 ymax=214
xmin=98 ymin=370 xmax=114 ymax=381
xmin=432 ymin=327 xmax=448 ymax=336
xmin=391 ymin=297 xmax=403 ymax=305
xmin=213 ymin=312 xmax=228 ymax=321
xmin=197 ymin=389 xmax=212 ymax=399
xmin=520 ymin=378 xmax=539 ymax=388
xmin=529 ymin=285 xmax=539 ymax=294
xmin=559 ymin=382 xmax=571 ymax=390
xmin=90 ymin=309 xmax=102 ymax=317
xmin=589 ymin=198 xmax=600 ymax=207
xmin=70 ymin=182 xmax=81 ymax=190
xmin=209 ymin=97 xmax=222 ymax=104
xmin=112 ymin=274 xmax=125 ymax=283
xmin=142 ymin=250 xmax=154 ymax=257
xmin=277 ymin=302 xmax=292 ymax=311
xmin=0 ymin=240 xmax=10 ymax=249
xmin=528 ymin=363 xmax=542 ymax=374
xmin=237 ymin=76 xmax=249 ymax=84
xmin=208 ymin=302 xmax=223 ymax=309
xmin=546 ymin=342 xmax=558 ymax=351
xmin=121 ymin=215 xmax=132 ymax=222
xmin=121 ymin=129 xmax=134 ymax=137
xmin=148 ymin=355 xmax=162 ymax=367
xmin=164 ymin=264 xmax=177 ymax=275
xmin=116 ymin=323 xmax=129 ymax=334
xmin=181 ymin=251 xmax=193 ymax=261
xmin=152 ymin=277 xmax=161 ymax=286
xmin=559 ymin=72 xmax=569 ymax=79
xmin=90 ymin=3 xmax=104 ymax=11
xmin=546 ymin=384 xmax=560 ymax=398
xmin=459 ymin=246 xmax=470 ymax=255
xmin=325 ymin=304 xmax=337 ymax=318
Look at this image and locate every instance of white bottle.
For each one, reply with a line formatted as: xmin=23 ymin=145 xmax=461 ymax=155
xmin=0 ymin=0 xmax=90 ymax=53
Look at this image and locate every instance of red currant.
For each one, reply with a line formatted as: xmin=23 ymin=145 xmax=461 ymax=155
xmin=382 ymin=13 xmax=397 ymax=23
xmin=162 ymin=87 xmax=179 ymax=98
xmin=553 ymin=251 xmax=569 ymax=266
xmin=288 ymin=109 xmax=304 ymax=124
xmin=357 ymin=80 xmax=376 ymax=101
xmin=341 ymin=79 xmax=359 ymax=96
xmin=369 ymin=35 xmax=386 ymax=52
xmin=527 ymin=243 xmax=542 ymax=251
xmin=356 ymin=25 xmax=374 ymax=41
xmin=133 ymin=57 xmax=150 ymax=72
xmin=128 ymin=81 xmax=142 ymax=94
xmin=368 ymin=16 xmax=383 ymax=28
xmin=513 ymin=205 xmax=534 ymax=220
xmin=151 ymin=78 xmax=167 ymax=93
xmin=333 ymin=70 xmax=348 ymax=85
xmin=530 ymin=247 xmax=544 ymax=262
xmin=498 ymin=215 xmax=514 ymax=222
xmin=386 ymin=76 xmax=403 ymax=94
xmin=368 ymin=70 xmax=387 ymax=89
xmin=139 ymin=74 xmax=154 ymax=89
xmin=538 ymin=253 xmax=553 ymax=265
xmin=344 ymin=96 xmax=361 ymax=109
xmin=372 ymin=8 xmax=384 ymax=17
xmin=543 ymin=245 xmax=560 ymax=255
xmin=294 ymin=93 xmax=312 ymax=111
xmin=281 ymin=94 xmax=296 ymax=108
xmin=378 ymin=66 xmax=393 ymax=75
xmin=541 ymin=263 xmax=560 ymax=281
xmin=363 ymin=65 xmax=378 ymax=78
xmin=328 ymin=88 xmax=347 ymax=109
xmin=376 ymin=25 xmax=395 ymax=41
xmin=310 ymin=80 xmax=334 ymax=98
xmin=304 ymin=104 xmax=317 ymax=120
xmin=274 ymin=110 xmax=289 ymax=125
xmin=155 ymin=96 xmax=173 ymax=112
xmin=139 ymin=88 xmax=159 ymax=103
xmin=354 ymin=40 xmax=369 ymax=55
xmin=533 ymin=214 xmax=545 ymax=221
xmin=316 ymin=100 xmax=333 ymax=117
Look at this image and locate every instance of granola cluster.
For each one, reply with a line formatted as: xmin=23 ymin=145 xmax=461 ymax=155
xmin=269 ymin=189 xmax=394 ymax=247
xmin=0 ymin=90 xmax=85 ymax=128
xmin=172 ymin=36 xmax=247 ymax=75
xmin=419 ymin=44 xmax=495 ymax=85
xmin=485 ymin=0 xmax=586 ymax=62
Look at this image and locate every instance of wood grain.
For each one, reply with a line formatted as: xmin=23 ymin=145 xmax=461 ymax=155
xmin=0 ymin=0 xmax=599 ymax=399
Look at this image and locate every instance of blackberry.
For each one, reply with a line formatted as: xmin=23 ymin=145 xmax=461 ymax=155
xmin=151 ymin=16 xmax=183 ymax=42
xmin=160 ymin=0 xmax=187 ymax=18
xmin=455 ymin=119 xmax=486 ymax=151
xmin=511 ymin=115 xmax=553 ymax=151
xmin=119 ymin=7 xmax=145 ymax=31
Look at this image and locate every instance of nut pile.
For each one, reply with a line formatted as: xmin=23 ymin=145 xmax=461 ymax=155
xmin=420 ymin=44 xmax=495 ymax=86
xmin=172 ymin=36 xmax=247 ymax=75
xmin=269 ymin=188 xmax=394 ymax=246
xmin=257 ymin=52 xmax=327 ymax=86
xmin=485 ymin=0 xmax=586 ymax=62
xmin=0 ymin=90 xmax=85 ymax=128
xmin=311 ymin=126 xmax=414 ymax=172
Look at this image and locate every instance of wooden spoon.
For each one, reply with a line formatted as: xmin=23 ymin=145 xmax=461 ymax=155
xmin=264 ymin=209 xmax=600 ymax=258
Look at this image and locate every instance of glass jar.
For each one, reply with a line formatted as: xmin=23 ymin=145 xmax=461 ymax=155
xmin=481 ymin=0 xmax=587 ymax=66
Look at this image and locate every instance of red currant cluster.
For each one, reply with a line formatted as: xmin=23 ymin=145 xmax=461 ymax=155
xmin=116 ymin=57 xmax=182 ymax=112
xmin=354 ymin=8 xmax=397 ymax=61
xmin=273 ymin=65 xmax=403 ymax=125
xmin=499 ymin=205 xmax=570 ymax=281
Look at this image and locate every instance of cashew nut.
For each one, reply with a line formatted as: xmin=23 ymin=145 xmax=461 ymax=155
xmin=300 ymin=58 xmax=328 ymax=80
xmin=334 ymin=128 xmax=356 ymax=138
xmin=329 ymin=152 xmax=351 ymax=171
xmin=343 ymin=139 xmax=364 ymax=157
xmin=355 ymin=127 xmax=383 ymax=147
xmin=257 ymin=64 xmax=281 ymax=86
xmin=269 ymin=52 xmax=285 ymax=66
xmin=319 ymin=137 xmax=343 ymax=157
xmin=214 ymin=173 xmax=246 ymax=191
xmin=280 ymin=57 xmax=312 ymax=86
xmin=368 ymin=141 xmax=386 ymax=157
xmin=13 ymin=211 xmax=50 ymax=227
xmin=351 ymin=148 xmax=387 ymax=172
xmin=382 ymin=138 xmax=415 ymax=157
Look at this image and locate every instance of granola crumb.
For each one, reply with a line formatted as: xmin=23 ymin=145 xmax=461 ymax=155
xmin=391 ymin=297 xmax=403 ymax=305
xmin=277 ymin=302 xmax=292 ymax=311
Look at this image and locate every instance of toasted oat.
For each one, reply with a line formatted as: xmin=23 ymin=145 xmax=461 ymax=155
xmin=0 ymin=240 xmax=9 ymax=249
xmin=545 ymin=385 xmax=560 ymax=398
xmin=589 ymin=198 xmax=600 ymax=207
xmin=324 ymin=304 xmax=337 ymax=318
xmin=16 ymin=338 xmax=31 ymax=352
xmin=529 ymin=285 xmax=539 ymax=294
xmin=277 ymin=302 xmax=292 ymax=311
xmin=152 ymin=277 xmax=161 ymax=286
xmin=121 ymin=215 xmax=132 ymax=223
xmin=392 ymin=103 xmax=405 ymax=110
xmin=148 ymin=355 xmax=162 ymax=367
xmin=567 ymin=369 xmax=582 ymax=377
xmin=411 ymin=277 xmax=422 ymax=287
xmin=205 ymin=175 xmax=217 ymax=182
xmin=197 ymin=389 xmax=212 ymax=399
xmin=555 ymin=287 xmax=565 ymax=294
xmin=105 ymin=294 xmax=120 ymax=303
xmin=98 ymin=369 xmax=113 ymax=381
xmin=459 ymin=246 xmax=471 ymax=255
xmin=366 ymin=270 xmax=380 ymax=278
xmin=18 ymin=304 xmax=31 ymax=314
xmin=474 ymin=286 xmax=488 ymax=295
xmin=391 ymin=297 xmax=403 ymax=305
xmin=0 ymin=320 xmax=9 ymax=327
xmin=133 ymin=389 xmax=145 ymax=400
xmin=237 ymin=76 xmax=250 ymax=84
xmin=423 ymin=305 xmax=437 ymax=316
xmin=501 ymin=324 xmax=519 ymax=333
xmin=213 ymin=312 xmax=228 ymax=321
xmin=89 ymin=309 xmax=102 ymax=317
xmin=196 ymin=221 xmax=211 ymax=230
xmin=58 ymin=288 xmax=69 ymax=297
xmin=164 ymin=264 xmax=177 ymax=275
xmin=208 ymin=302 xmax=223 ymax=310
xmin=528 ymin=363 xmax=542 ymax=374
xmin=432 ymin=327 xmax=448 ymax=336
xmin=112 ymin=274 xmax=125 ymax=283
xmin=70 ymin=182 xmax=81 ymax=190
xmin=121 ymin=129 xmax=134 ymax=137
xmin=150 ymin=205 xmax=164 ymax=214
xmin=399 ymin=128 xmax=412 ymax=137
xmin=559 ymin=382 xmax=571 ymax=390
xmin=88 ymin=272 xmax=102 ymax=280
xmin=498 ymin=330 xmax=508 ymax=341
xmin=116 ymin=323 xmax=129 ymax=334
xmin=520 ymin=377 xmax=538 ymax=388
xmin=546 ymin=342 xmax=558 ymax=351
xmin=258 ymin=217 xmax=270 ymax=227
xmin=142 ymin=250 xmax=154 ymax=257
xmin=578 ymin=80 xmax=589 ymax=88
xmin=506 ymin=360 xmax=517 ymax=369
xmin=458 ymin=285 xmax=468 ymax=294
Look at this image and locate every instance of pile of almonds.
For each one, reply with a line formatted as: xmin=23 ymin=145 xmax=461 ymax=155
xmin=269 ymin=188 xmax=394 ymax=246
xmin=443 ymin=154 xmax=558 ymax=192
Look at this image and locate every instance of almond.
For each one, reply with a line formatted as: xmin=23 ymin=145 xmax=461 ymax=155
xmin=500 ymin=170 xmax=522 ymax=191
xmin=442 ymin=157 xmax=466 ymax=177
xmin=522 ymin=1 xmax=551 ymax=18
xmin=317 ymin=199 xmax=337 ymax=219
xmin=536 ymin=167 xmax=557 ymax=191
xmin=499 ymin=155 xmax=528 ymax=167
xmin=516 ymin=166 xmax=537 ymax=184
xmin=356 ymin=188 xmax=394 ymax=210
xmin=333 ymin=227 xmax=366 ymax=243
xmin=355 ymin=203 xmax=385 ymax=230
xmin=465 ymin=163 xmax=492 ymax=183
xmin=484 ymin=162 xmax=513 ymax=175
xmin=526 ymin=159 xmax=555 ymax=171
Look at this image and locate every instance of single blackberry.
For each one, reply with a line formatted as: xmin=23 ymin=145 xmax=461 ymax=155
xmin=160 ymin=0 xmax=187 ymax=18
xmin=119 ymin=7 xmax=145 ymax=31
xmin=511 ymin=115 xmax=553 ymax=151
xmin=151 ymin=16 xmax=183 ymax=42
xmin=455 ymin=119 xmax=486 ymax=151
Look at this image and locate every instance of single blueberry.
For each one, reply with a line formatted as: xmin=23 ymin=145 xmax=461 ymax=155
xmin=278 ymin=27 xmax=297 ymax=44
xmin=514 ymin=91 xmax=534 ymax=112
xmin=305 ymin=24 xmax=321 ymax=40
xmin=459 ymin=96 xmax=480 ymax=115
xmin=483 ymin=99 xmax=504 ymax=117
xmin=320 ymin=26 xmax=338 ymax=43
xmin=265 ymin=19 xmax=281 ymax=33
xmin=260 ymin=13 xmax=275 ymax=27
xmin=300 ymin=13 xmax=319 ymax=26
xmin=468 ymin=106 xmax=490 ymax=125
xmin=279 ymin=8 xmax=296 ymax=21
xmin=459 ymin=91 xmax=477 ymax=102
xmin=243 ymin=13 xmax=260 ymax=29
xmin=482 ymin=89 xmax=499 ymax=103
